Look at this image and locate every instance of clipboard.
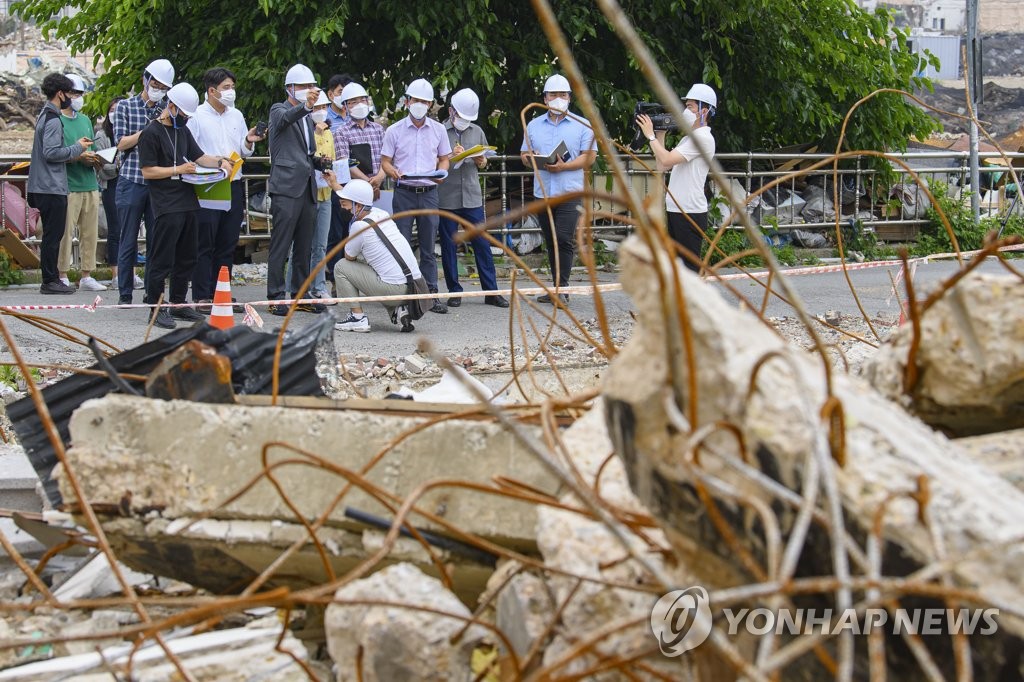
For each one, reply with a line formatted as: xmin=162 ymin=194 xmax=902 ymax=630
xmin=350 ymin=143 xmax=373 ymax=175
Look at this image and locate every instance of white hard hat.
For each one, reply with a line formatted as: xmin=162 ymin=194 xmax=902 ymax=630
xmin=64 ymin=73 xmax=86 ymax=92
xmin=340 ymin=82 xmax=368 ymax=103
xmin=314 ymin=90 xmax=330 ymax=107
xmin=543 ymin=74 xmax=571 ymax=93
xmin=167 ymin=83 xmax=200 ymax=117
xmin=685 ymin=83 xmax=717 ymax=109
xmin=145 ymin=59 xmax=175 ymax=86
xmin=285 ymin=64 xmax=316 ymax=86
xmin=450 ymin=88 xmax=479 ymax=121
xmin=338 ymin=179 xmax=374 ymax=207
xmin=405 ymin=78 xmax=434 ymax=101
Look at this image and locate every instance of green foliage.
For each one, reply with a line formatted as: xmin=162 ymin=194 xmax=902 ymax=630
xmin=0 ymin=248 xmax=24 ymax=286
xmin=13 ymin=0 xmax=937 ymax=154
xmin=917 ymin=182 xmax=1024 ymax=255
xmin=0 ymin=364 xmax=41 ymax=390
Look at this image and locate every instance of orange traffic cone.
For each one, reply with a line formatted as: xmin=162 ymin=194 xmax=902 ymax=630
xmin=209 ymin=266 xmax=235 ymax=330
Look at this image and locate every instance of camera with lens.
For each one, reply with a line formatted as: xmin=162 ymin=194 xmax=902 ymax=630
xmin=629 ymin=102 xmax=676 ymax=151
xmin=311 ymin=155 xmax=333 ymax=172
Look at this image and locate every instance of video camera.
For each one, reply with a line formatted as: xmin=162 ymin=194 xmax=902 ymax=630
xmin=629 ymin=102 xmax=677 ymax=151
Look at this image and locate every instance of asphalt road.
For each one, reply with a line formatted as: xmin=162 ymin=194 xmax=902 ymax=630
xmin=0 ymin=258 xmax=1011 ymax=367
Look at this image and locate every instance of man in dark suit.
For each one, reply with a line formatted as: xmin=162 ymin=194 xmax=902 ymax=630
xmin=267 ymin=63 xmax=324 ymax=315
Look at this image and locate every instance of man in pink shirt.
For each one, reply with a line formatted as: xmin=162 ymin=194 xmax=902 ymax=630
xmin=381 ymin=78 xmax=451 ymax=314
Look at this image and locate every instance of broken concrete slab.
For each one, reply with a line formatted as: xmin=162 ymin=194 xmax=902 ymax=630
xmin=602 ymin=236 xmax=1024 ymax=676
xmin=0 ymin=623 xmax=310 ymax=681
xmin=325 ymin=563 xmax=487 ymax=681
xmin=863 ymin=272 xmax=1024 ymax=436
xmin=0 ymin=444 xmax=44 ymax=513
xmin=955 ymin=428 xmax=1024 ymax=492
xmin=56 ymin=395 xmax=561 ymax=599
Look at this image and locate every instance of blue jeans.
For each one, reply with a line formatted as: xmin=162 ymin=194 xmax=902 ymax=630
xmin=285 ymin=198 xmax=331 ymax=296
xmin=392 ymin=185 xmax=439 ymax=292
xmin=115 ymin=179 xmax=154 ymax=301
xmin=438 ymin=205 xmax=498 ymax=293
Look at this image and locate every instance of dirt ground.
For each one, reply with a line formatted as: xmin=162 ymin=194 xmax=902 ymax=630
xmin=0 ymin=128 xmax=34 ymax=155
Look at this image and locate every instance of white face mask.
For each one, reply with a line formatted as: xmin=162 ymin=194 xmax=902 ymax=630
xmin=292 ymin=87 xmax=309 ymax=102
xmin=332 ymin=95 xmax=345 ymax=109
xmin=408 ymin=101 xmax=429 ymax=120
xmin=348 ymin=102 xmax=369 ymax=120
xmin=70 ymin=96 xmax=85 ymax=112
xmin=310 ymin=109 xmax=328 ymax=124
xmin=452 ymin=115 xmax=471 ymax=131
xmin=681 ymin=109 xmax=698 ymax=128
xmin=548 ymin=97 xmax=569 ymax=114
xmin=217 ymin=88 xmax=236 ymax=107
xmin=148 ymin=86 xmax=167 ymax=102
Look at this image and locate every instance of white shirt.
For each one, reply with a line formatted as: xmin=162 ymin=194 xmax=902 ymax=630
xmin=666 ymin=126 xmax=715 ymax=214
xmin=344 ymin=207 xmax=422 ymax=285
xmin=187 ymin=100 xmax=253 ymax=179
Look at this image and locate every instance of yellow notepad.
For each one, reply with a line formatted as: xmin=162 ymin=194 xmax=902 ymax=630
xmin=450 ymin=144 xmax=497 ymax=164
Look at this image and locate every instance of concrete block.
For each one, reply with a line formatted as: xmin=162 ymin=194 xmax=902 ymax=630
xmin=0 ymin=444 xmax=44 ymax=513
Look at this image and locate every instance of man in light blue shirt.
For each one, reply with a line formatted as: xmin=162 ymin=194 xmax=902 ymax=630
xmin=520 ymin=74 xmax=596 ymax=303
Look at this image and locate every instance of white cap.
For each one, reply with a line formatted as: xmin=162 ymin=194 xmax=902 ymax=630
xmin=145 ymin=59 xmax=175 ymax=86
xmin=64 ymin=73 xmax=86 ymax=92
xmin=314 ymin=90 xmax=330 ymax=107
xmin=405 ymin=78 xmax=434 ymax=101
xmin=167 ymin=83 xmax=199 ymax=117
xmin=543 ymin=74 xmax=571 ymax=93
xmin=450 ymin=88 xmax=479 ymax=121
xmin=685 ymin=83 xmax=717 ymax=109
xmin=338 ymin=179 xmax=374 ymax=207
xmin=285 ymin=64 xmax=316 ymax=86
xmin=340 ymin=82 xmax=368 ymax=103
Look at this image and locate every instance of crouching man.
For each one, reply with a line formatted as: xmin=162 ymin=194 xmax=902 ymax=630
xmin=328 ymin=178 xmax=419 ymax=334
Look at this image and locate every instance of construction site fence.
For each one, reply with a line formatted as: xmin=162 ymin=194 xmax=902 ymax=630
xmin=2 ymin=150 xmax=1021 ymax=257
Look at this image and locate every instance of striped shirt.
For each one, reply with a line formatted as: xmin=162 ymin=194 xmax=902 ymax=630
xmin=113 ymin=94 xmax=165 ymax=185
xmin=332 ymin=118 xmax=385 ymax=175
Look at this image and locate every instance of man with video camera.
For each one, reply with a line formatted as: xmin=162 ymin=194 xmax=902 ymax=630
xmin=636 ymin=83 xmax=717 ymax=272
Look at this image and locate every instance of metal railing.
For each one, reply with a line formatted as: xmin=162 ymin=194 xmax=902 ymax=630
xmin=3 ymin=151 xmax=1020 ymax=260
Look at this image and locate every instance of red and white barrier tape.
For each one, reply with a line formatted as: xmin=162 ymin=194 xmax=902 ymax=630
xmin=1 ymin=244 xmax=1020 ymax=313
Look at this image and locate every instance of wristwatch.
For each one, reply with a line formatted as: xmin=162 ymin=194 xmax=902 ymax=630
xmin=647 ymin=134 xmax=656 ymax=142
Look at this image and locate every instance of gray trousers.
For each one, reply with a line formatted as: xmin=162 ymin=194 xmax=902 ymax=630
xmin=391 ymin=186 xmax=439 ymax=292
xmin=334 ymin=258 xmax=407 ymax=314
xmin=268 ymin=192 xmax=315 ymax=298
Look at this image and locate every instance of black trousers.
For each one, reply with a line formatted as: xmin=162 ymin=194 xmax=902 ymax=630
xmin=536 ymin=200 xmax=580 ymax=288
xmin=144 ymin=210 xmax=198 ymax=305
xmin=267 ymin=192 xmax=315 ymax=298
xmin=27 ymin=192 xmax=67 ymax=285
xmin=666 ymin=211 xmax=707 ymax=272
xmin=325 ymin=191 xmax=351 ymax=284
xmin=192 ymin=181 xmax=244 ymax=301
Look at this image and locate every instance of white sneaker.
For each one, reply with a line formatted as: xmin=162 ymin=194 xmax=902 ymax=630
xmin=59 ymin=276 xmax=72 ymax=288
xmin=334 ymin=313 xmax=370 ymax=333
xmin=79 ymin=276 xmax=107 ymax=291
xmin=133 ymin=274 xmax=145 ymax=289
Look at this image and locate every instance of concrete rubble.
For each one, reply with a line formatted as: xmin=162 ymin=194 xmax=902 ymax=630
xmin=55 ymin=394 xmax=563 ymax=600
xmin=602 ymin=236 xmax=1024 ymax=677
xmin=325 ymin=563 xmax=487 ymax=681
xmin=863 ymin=271 xmax=1024 ymax=436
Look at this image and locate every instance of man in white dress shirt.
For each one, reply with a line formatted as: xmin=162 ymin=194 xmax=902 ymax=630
xmin=186 ymin=67 xmax=266 ymax=310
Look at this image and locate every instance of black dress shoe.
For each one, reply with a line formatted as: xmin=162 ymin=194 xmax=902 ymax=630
xmin=537 ymin=293 xmax=568 ymax=304
xmin=447 ymin=296 xmax=461 ymax=308
xmin=149 ymin=308 xmax=176 ymax=329
xmin=484 ymin=295 xmax=510 ymax=308
xmin=430 ymin=299 xmax=448 ymax=314
xmin=170 ymin=306 xmax=205 ymax=322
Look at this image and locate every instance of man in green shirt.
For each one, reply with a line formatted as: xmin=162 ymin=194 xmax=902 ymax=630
xmin=58 ymin=74 xmax=106 ymax=291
